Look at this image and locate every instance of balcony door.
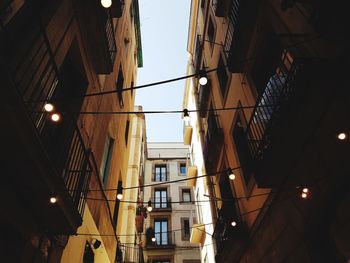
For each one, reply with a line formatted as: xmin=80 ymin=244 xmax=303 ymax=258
xmin=154 ymin=219 xmax=169 ymax=245
xmin=154 ymin=189 xmax=168 ymax=208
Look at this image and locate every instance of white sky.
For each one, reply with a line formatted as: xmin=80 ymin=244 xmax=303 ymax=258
xmin=135 ymin=0 xmax=191 ymax=142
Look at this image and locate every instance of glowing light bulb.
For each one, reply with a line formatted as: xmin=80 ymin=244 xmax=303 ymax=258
xmin=117 ymin=193 xmax=123 ymax=200
xmin=44 ymin=103 xmax=54 ymax=112
xmin=337 ymin=132 xmax=347 ymax=140
xmin=50 ymin=196 xmax=57 ymax=204
xmin=302 ymin=188 xmax=309 ymax=193
xmin=199 ymin=76 xmax=208 ymax=85
xmin=229 ymin=172 xmax=236 ymax=180
xmin=147 ymin=206 xmax=153 ymax=212
xmin=151 ymin=237 xmax=156 ymax=242
xmin=51 ymin=113 xmax=61 ymax=122
xmin=301 ymin=193 xmax=308 ymax=199
xmin=231 ymin=221 xmax=237 ymax=227
xmin=101 ymin=0 xmax=112 ymax=8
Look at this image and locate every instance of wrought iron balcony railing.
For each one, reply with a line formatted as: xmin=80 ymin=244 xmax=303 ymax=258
xmin=198 ymin=79 xmax=211 ymax=118
xmin=150 ymin=197 xmax=172 ymax=210
xmin=244 ymin=57 xmax=301 ymax=163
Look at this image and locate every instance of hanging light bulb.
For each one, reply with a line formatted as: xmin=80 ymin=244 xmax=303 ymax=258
xmin=198 ymin=70 xmax=208 ymax=85
xmin=301 ymin=192 xmax=308 ymax=199
xmin=228 ymin=168 xmax=236 ymax=180
xmin=231 ymin=220 xmax=237 ymax=227
xmin=50 ymin=195 xmax=57 ymax=204
xmin=183 ymin=109 xmax=190 ymax=122
xmin=117 ymin=184 xmax=123 ymax=200
xmin=302 ymin=188 xmax=309 ymax=193
xmin=151 ymin=237 xmax=156 ymax=242
xmin=44 ymin=103 xmax=54 ymax=112
xmin=337 ymin=132 xmax=347 ymax=140
xmin=147 ymin=200 xmax=153 ymax=212
xmin=101 ymin=0 xmax=112 ymax=8
xmin=51 ymin=113 xmax=61 ymax=122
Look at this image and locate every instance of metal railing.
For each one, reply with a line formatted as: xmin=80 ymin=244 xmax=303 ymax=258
xmin=1 ymin=8 xmax=92 ymax=220
xmin=150 ymin=197 xmax=172 ymax=210
xmin=198 ymin=79 xmax=211 ymax=118
xmin=244 ymin=57 xmax=301 ymax=162
xmin=104 ymin=9 xmax=117 ymax=67
xmin=224 ymin=0 xmax=240 ymax=56
xmin=193 ymin=34 xmax=203 ymax=70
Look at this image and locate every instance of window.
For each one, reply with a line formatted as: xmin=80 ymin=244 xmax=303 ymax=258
xmin=154 ymin=219 xmax=169 ymax=245
xmin=154 ymin=189 xmax=168 ymax=208
xmin=181 ymin=189 xmax=191 ymax=203
xmin=125 ymin=120 xmax=130 ymax=146
xmin=207 ymin=16 xmax=215 ymax=50
xmin=154 ymin=164 xmax=167 ymax=182
xmin=116 ymin=67 xmax=124 ymax=108
xmin=217 ymin=54 xmax=229 ymax=100
xmin=100 ymin=136 xmax=114 ymax=186
xmin=179 ymin=163 xmax=186 ymax=174
xmin=181 ymin=218 xmax=190 ymax=240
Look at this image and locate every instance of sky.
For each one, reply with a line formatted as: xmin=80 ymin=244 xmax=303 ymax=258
xmin=135 ymin=0 xmax=191 ymax=142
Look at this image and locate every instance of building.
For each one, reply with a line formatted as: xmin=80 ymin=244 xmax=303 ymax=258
xmin=142 ymin=143 xmax=201 ymax=263
xmin=118 ymin=106 xmax=147 ymax=263
xmin=185 ymin=0 xmax=349 ymax=262
xmin=0 ymin=0 xmax=142 ymax=262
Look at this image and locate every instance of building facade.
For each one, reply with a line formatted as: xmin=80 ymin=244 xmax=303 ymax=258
xmin=118 ymin=106 xmax=147 ymax=263
xmin=142 ymin=143 xmax=201 ymax=263
xmin=185 ymin=0 xmax=349 ymax=262
xmin=0 ymin=0 xmax=142 ymax=262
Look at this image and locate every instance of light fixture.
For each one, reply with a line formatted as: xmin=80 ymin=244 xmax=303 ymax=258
xmin=44 ymin=103 xmax=54 ymax=112
xmin=337 ymin=132 xmax=347 ymax=140
xmin=117 ymin=184 xmax=123 ymax=200
xmin=228 ymin=168 xmax=236 ymax=180
xmin=301 ymin=192 xmax=308 ymax=199
xmin=183 ymin=109 xmax=190 ymax=122
xmin=101 ymin=0 xmax=112 ymax=8
xmin=51 ymin=113 xmax=61 ymax=122
xmin=198 ymin=70 xmax=208 ymax=85
xmin=151 ymin=237 xmax=156 ymax=242
xmin=302 ymin=188 xmax=309 ymax=193
xmin=231 ymin=220 xmax=237 ymax=227
xmin=147 ymin=200 xmax=153 ymax=212
xmin=50 ymin=195 xmax=57 ymax=204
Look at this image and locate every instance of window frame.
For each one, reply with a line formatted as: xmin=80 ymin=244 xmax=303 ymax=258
xmin=154 ymin=164 xmax=167 ymax=182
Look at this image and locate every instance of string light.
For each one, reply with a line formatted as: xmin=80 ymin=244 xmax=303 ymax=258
xmin=117 ymin=184 xmax=123 ymax=200
xmin=228 ymin=168 xmax=236 ymax=180
xmin=337 ymin=132 xmax=347 ymax=140
xmin=231 ymin=221 xmax=237 ymax=227
xmin=51 ymin=113 xmax=61 ymax=122
xmin=101 ymin=0 xmax=112 ymax=8
xmin=44 ymin=103 xmax=54 ymax=112
xmin=198 ymin=70 xmax=208 ymax=85
xmin=147 ymin=201 xmax=152 ymax=212
xmin=50 ymin=196 xmax=57 ymax=204
xmin=151 ymin=237 xmax=156 ymax=242
xmin=183 ymin=109 xmax=190 ymax=121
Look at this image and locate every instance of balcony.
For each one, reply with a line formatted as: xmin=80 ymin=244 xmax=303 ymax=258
xmin=150 ymin=197 xmax=172 ymax=212
xmin=190 ymin=224 xmax=206 ymax=244
xmin=1 ymin=10 xmax=92 ymax=234
xmin=78 ymin=2 xmax=117 ymax=74
xmin=243 ymin=56 xmax=348 ymax=187
xmin=110 ymin=0 xmax=125 ymax=18
xmin=224 ymin=0 xmax=259 ymax=73
xmin=198 ymin=80 xmax=211 ymax=118
xmin=183 ymin=124 xmax=193 ymax=145
xmin=186 ymin=154 xmax=198 ymax=187
xmin=193 ymin=34 xmax=203 ymax=71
